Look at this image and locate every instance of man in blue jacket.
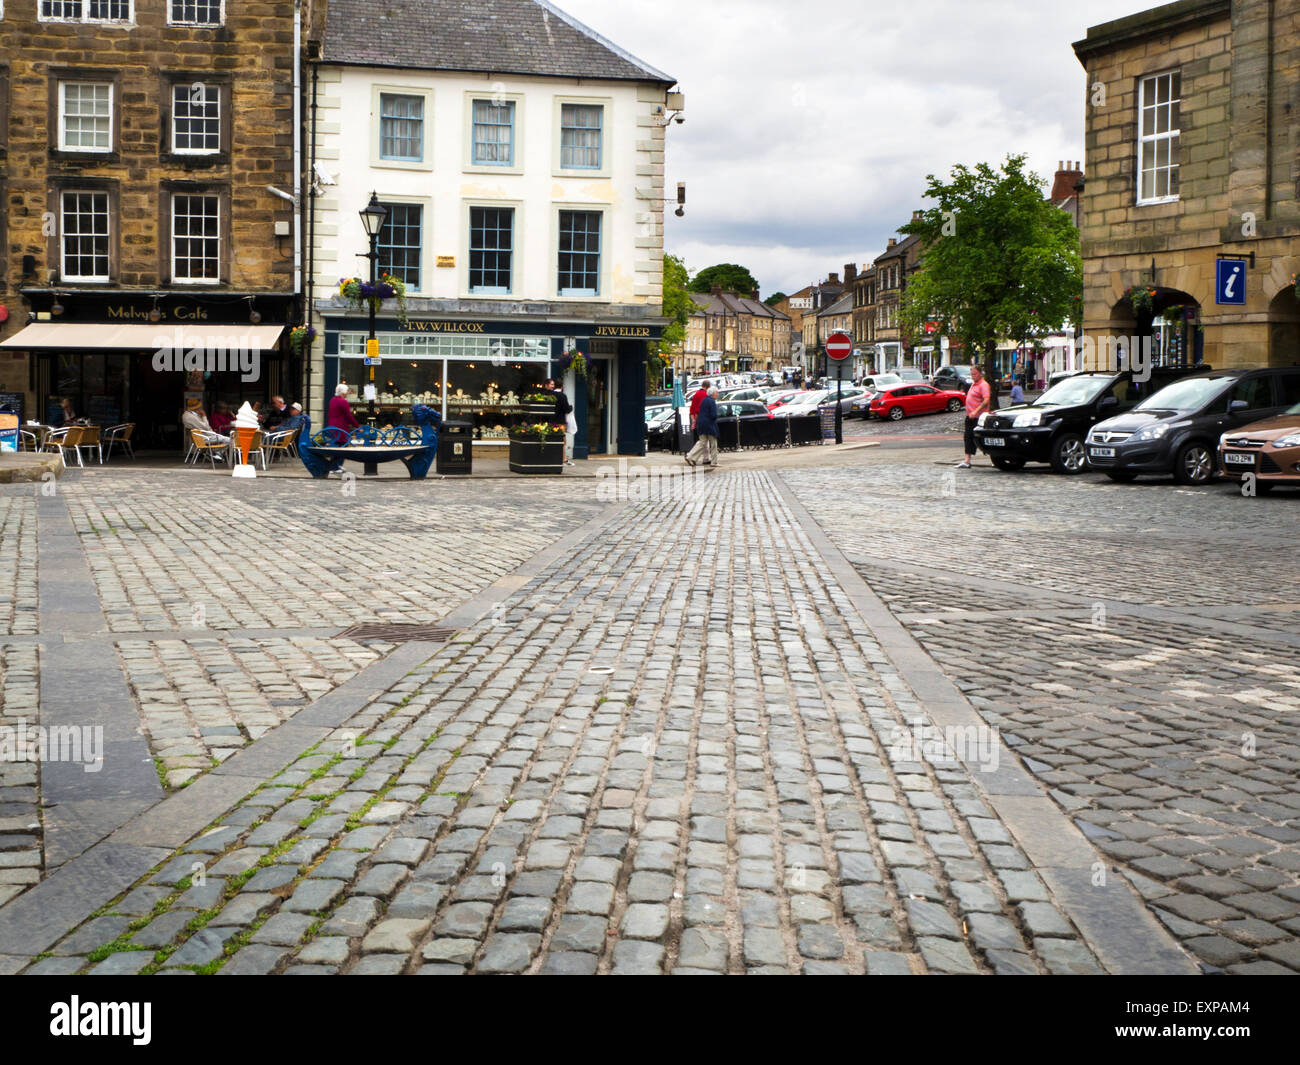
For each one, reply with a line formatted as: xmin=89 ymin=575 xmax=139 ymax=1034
xmin=685 ymin=385 xmax=720 ymax=468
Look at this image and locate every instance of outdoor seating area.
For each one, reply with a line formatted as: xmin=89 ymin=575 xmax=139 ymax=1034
xmin=183 ymin=427 xmax=301 ymax=471
xmin=24 ymin=423 xmax=137 ymax=468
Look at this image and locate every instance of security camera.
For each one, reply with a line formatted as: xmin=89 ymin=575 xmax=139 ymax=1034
xmin=674 ymin=115 xmax=684 ymax=125
xmin=313 ymin=161 xmax=337 ymax=186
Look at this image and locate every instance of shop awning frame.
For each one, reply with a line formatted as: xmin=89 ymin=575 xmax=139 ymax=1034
xmin=0 ymin=323 xmax=287 ymax=351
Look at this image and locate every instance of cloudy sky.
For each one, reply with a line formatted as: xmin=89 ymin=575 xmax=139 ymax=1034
xmin=559 ymin=0 xmax=1146 ymax=298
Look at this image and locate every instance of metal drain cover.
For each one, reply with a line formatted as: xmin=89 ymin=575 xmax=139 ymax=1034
xmin=336 ymin=622 xmax=458 ymax=644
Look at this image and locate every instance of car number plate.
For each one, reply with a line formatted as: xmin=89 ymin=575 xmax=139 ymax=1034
xmin=983 ymin=436 xmax=1005 ymax=447
xmin=1089 ymin=447 xmax=1115 ymax=458
xmin=1224 ymin=451 xmax=1255 ymax=467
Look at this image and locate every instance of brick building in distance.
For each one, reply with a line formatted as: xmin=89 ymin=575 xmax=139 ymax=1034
xmin=1074 ymin=0 xmax=1300 ymax=372
xmin=0 ymin=0 xmax=303 ymax=446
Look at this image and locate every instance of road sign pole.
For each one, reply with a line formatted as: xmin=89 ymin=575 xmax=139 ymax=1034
xmin=835 ymin=376 xmax=843 ymax=445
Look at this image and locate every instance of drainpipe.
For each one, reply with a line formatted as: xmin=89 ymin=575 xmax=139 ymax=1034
xmin=305 ymin=45 xmax=320 ymax=412
xmin=291 ymin=1 xmax=303 ymax=404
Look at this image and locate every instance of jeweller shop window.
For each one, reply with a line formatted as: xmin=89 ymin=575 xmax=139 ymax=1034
xmin=336 ymin=333 xmax=551 ymax=440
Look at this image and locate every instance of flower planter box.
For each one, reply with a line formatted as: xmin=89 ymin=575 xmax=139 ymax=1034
xmin=509 ymin=438 xmax=565 ymax=475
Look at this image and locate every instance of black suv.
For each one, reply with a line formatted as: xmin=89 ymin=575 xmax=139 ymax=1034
xmin=1085 ymin=367 xmax=1300 ymax=484
xmin=973 ymin=366 xmax=1205 ymax=474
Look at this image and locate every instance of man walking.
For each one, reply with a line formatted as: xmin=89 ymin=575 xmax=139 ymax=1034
xmin=956 ymin=364 xmax=990 ymax=469
xmin=549 ymin=379 xmax=576 ymax=466
xmin=685 ymin=385 xmax=719 ymax=468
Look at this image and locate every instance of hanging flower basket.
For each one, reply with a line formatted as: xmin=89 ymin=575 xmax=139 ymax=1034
xmin=1291 ymin=272 xmax=1300 ymax=304
xmin=557 ymin=349 xmax=588 ymax=379
xmin=1123 ymin=285 xmax=1157 ymax=316
xmin=339 ymin=274 xmax=409 ymax=324
xmin=288 ymin=325 xmax=317 ymax=353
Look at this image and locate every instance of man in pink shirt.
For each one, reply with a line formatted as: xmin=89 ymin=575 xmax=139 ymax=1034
xmin=957 ymin=364 xmax=991 ymax=469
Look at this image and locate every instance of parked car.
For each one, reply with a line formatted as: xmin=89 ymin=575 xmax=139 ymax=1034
xmin=772 ymin=390 xmax=831 ymax=417
xmin=765 ymin=389 xmax=805 ymax=411
xmin=719 ymin=387 xmax=770 ymax=403
xmin=868 ymin=383 xmax=967 ymax=421
xmin=1046 ymin=371 xmax=1077 ymax=391
xmin=1218 ymin=400 xmax=1300 ymax=492
xmin=645 ymin=393 xmax=673 ymax=409
xmin=818 ymin=387 xmax=866 ymax=415
xmin=974 ymin=366 xmax=1205 ymax=474
xmin=932 ymin=365 xmax=974 ymax=393
xmin=1085 ymin=368 xmax=1298 ymax=485
xmin=895 ymin=369 xmax=926 ymax=383
xmin=849 ymin=374 xmax=904 ymax=417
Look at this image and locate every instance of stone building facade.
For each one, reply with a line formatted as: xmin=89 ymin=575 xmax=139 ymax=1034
xmin=683 ymin=288 xmax=790 ymax=373
xmin=1074 ymin=0 xmax=1300 ymax=372
xmin=0 ymin=0 xmax=301 ymax=445
xmin=871 ymin=232 xmax=922 ymax=372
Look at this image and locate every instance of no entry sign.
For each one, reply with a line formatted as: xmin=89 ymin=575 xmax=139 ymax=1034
xmin=826 ymin=332 xmax=852 ymax=361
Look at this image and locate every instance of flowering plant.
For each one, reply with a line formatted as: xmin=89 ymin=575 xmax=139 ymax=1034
xmin=1292 ymin=272 xmax=1300 ymax=303
xmin=339 ymin=274 xmax=409 ymax=324
xmin=289 ymin=325 xmax=317 ymax=353
xmin=1123 ymin=285 xmax=1157 ymax=316
xmin=557 ymin=349 xmax=588 ymax=379
xmin=509 ymin=421 xmax=565 ymax=441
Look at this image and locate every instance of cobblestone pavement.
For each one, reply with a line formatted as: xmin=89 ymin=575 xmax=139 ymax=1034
xmin=4 ymin=468 xmax=1179 ymax=975
xmin=0 ymin=470 xmax=608 ymax=894
xmin=843 ymin=409 xmax=964 ymax=438
xmin=789 ymin=460 xmax=1300 ymax=974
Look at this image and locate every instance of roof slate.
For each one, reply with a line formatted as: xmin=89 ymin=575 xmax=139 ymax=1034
xmin=322 ymin=0 xmax=675 ymax=84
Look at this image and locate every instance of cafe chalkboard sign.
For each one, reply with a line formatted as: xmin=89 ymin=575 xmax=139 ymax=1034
xmin=0 ymin=392 xmax=23 ymax=423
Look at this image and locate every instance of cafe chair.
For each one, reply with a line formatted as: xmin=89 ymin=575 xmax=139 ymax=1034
xmin=190 ymin=429 xmax=229 ymax=471
xmin=75 ymin=424 xmax=104 ymax=466
xmin=261 ymin=429 xmax=296 ymax=466
xmin=19 ymin=430 xmax=38 ymax=453
xmin=42 ymin=426 xmax=85 ymax=468
xmin=103 ymin=423 xmax=136 ymax=461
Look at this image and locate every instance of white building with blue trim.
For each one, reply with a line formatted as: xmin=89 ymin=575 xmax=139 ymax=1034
xmin=304 ymin=0 xmax=679 ymax=458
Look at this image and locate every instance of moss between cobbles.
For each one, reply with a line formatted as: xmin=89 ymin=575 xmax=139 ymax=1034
xmin=68 ymin=695 xmax=455 ymax=974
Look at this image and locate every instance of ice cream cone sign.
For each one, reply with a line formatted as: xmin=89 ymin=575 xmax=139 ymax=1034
xmin=233 ymin=402 xmax=259 ymax=479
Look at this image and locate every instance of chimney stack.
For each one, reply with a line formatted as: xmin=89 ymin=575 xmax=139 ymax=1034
xmin=751 ymin=289 xmax=761 ymax=301
xmin=828 ymin=272 xmax=839 ymax=285
xmin=911 ymin=211 xmax=922 ymax=223
xmin=887 ymin=237 xmax=897 ymax=248
xmin=711 ymin=284 xmax=722 ymax=296
xmin=844 ymin=263 xmax=857 ymax=283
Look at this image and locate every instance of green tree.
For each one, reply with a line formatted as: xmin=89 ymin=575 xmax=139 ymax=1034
xmin=764 ymin=291 xmax=788 ymax=307
xmin=899 ymin=155 xmax=1082 ymax=407
xmin=650 ymin=252 xmax=695 ymax=390
xmin=690 ymin=263 xmax=760 ymax=296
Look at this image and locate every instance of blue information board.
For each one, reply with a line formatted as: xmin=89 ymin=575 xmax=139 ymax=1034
xmin=1216 ymin=258 xmax=1247 ymax=305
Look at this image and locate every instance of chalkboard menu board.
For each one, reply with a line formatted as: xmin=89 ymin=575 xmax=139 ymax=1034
xmin=819 ymin=404 xmax=837 ymax=440
xmin=0 ymin=392 xmax=22 ymax=423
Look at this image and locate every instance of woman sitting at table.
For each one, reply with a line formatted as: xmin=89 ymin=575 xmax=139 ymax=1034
xmin=59 ymin=397 xmax=78 ymax=426
xmin=209 ymin=402 xmax=234 ymax=436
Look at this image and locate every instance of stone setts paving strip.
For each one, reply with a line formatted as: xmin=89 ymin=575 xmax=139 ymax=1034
xmin=2 ymin=468 xmax=1189 ymax=974
xmin=789 ymin=462 xmax=1300 ymax=974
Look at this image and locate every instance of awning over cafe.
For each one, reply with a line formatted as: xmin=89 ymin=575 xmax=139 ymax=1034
xmin=0 ymin=323 xmax=286 ymax=351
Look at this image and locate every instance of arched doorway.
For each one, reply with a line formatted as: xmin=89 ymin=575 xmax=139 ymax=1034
xmin=1268 ymin=287 xmax=1300 ymax=368
xmin=1106 ymin=286 xmax=1202 ymax=370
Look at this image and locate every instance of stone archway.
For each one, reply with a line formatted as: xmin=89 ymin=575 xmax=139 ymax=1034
xmin=1104 ymin=286 xmax=1201 ymax=369
xmin=1267 ymin=287 xmax=1300 ymax=368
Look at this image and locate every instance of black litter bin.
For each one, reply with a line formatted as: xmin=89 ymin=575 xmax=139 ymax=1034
xmin=437 ymin=420 xmax=473 ymax=475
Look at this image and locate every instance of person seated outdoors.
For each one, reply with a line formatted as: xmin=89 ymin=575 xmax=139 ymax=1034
xmin=277 ymin=402 xmax=306 ymax=436
xmin=327 ymin=384 xmax=360 ymax=433
xmin=209 ymin=402 xmax=234 ymax=436
xmin=59 ymin=397 xmax=78 ymax=426
xmin=182 ymin=402 xmax=229 ymax=445
xmin=263 ymin=395 xmax=289 ymax=431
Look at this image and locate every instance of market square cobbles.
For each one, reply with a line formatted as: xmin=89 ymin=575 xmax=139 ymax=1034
xmin=788 ymin=462 xmax=1300 ymax=973
xmin=3 ymin=467 xmax=1146 ymax=974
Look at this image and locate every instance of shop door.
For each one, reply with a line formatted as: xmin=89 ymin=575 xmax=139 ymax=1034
xmin=130 ymin=353 xmax=186 ymax=450
xmin=586 ymin=358 xmax=609 ymax=454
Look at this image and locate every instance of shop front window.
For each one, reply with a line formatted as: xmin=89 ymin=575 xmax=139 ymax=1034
xmin=335 ymin=332 xmax=550 ymax=439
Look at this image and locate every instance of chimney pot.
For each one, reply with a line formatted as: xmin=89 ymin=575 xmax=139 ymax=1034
xmin=888 ymin=237 xmax=897 ymax=248
xmin=711 ymin=284 xmax=722 ymax=295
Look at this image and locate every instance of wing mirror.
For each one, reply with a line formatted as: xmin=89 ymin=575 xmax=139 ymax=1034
xmin=1098 ymin=396 xmax=1118 ymax=410
xmin=1228 ymin=399 xmax=1249 ymax=413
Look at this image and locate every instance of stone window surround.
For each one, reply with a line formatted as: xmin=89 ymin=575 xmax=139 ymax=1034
xmin=167 ymin=0 xmax=223 ymax=27
xmin=38 ymin=0 xmax=134 ymax=24
xmin=48 ymin=178 xmax=120 ymax=284
xmin=49 ymin=68 xmax=122 ymax=162
xmin=370 ymin=83 xmax=434 ymax=172
xmin=375 ymin=198 xmax=428 ymax=293
xmin=158 ymin=180 xmax=231 ymax=286
xmin=554 ymin=204 xmax=606 ymax=300
xmin=462 ymin=90 xmax=525 ymax=176
xmin=160 ymin=73 xmax=232 ymax=163
xmin=465 ymin=201 xmax=519 ymax=297
xmin=1135 ymin=68 xmax=1181 ymax=207
xmin=552 ymin=94 xmax=612 ymax=179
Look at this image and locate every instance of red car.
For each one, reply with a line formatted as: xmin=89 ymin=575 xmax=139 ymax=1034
xmin=869 ymin=383 xmax=967 ymax=421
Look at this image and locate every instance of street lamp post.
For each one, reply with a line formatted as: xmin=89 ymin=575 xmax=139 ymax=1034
xmin=358 ymin=191 xmax=388 ymax=427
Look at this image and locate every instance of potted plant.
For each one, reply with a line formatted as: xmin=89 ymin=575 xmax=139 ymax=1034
xmin=288 ymin=325 xmax=317 ymax=353
xmin=338 ymin=274 xmax=409 ymax=325
xmin=1123 ymin=285 xmax=1157 ymax=317
xmin=520 ymin=390 xmax=558 ymax=417
xmin=509 ymin=421 xmax=566 ymax=475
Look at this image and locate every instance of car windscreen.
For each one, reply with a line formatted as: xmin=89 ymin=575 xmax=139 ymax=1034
xmin=1035 ymin=376 xmax=1111 ymax=406
xmin=1135 ymin=376 xmax=1233 ymax=412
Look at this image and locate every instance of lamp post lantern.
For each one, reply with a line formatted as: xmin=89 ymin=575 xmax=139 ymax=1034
xmin=358 ymin=192 xmax=388 ymax=431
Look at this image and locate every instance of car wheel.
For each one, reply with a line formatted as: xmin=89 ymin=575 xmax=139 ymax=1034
xmin=991 ymin=455 xmax=1026 ymax=471
xmin=1105 ymin=471 xmax=1138 ymax=483
xmin=888 ymin=407 xmax=904 ymax=421
xmin=1174 ymin=442 xmax=1215 ymax=485
xmin=946 ymin=399 xmax=963 ymax=412
xmin=1050 ymin=433 xmax=1087 ymax=475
